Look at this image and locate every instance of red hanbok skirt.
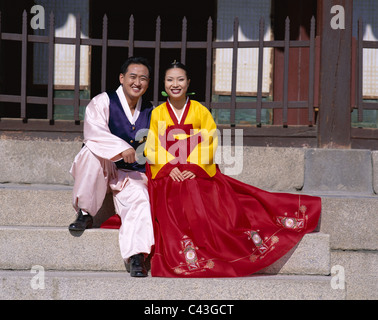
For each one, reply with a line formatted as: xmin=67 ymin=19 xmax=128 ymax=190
xmin=146 ymin=164 xmax=321 ymax=278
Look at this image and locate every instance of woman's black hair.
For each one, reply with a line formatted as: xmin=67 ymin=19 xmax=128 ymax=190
xmin=164 ymin=60 xmax=190 ymax=79
xmin=120 ymin=56 xmax=152 ymax=78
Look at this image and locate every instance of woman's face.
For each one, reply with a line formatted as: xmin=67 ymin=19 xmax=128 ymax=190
xmin=164 ymin=67 xmax=190 ymax=102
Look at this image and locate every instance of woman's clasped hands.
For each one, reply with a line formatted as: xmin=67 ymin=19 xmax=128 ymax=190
xmin=169 ymin=167 xmax=196 ymax=182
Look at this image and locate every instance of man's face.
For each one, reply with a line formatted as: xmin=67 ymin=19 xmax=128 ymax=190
xmin=119 ymin=63 xmax=150 ymax=106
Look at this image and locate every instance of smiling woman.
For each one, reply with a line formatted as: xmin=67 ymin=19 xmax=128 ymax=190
xmin=144 ymin=61 xmax=322 ymax=278
xmin=164 ymin=62 xmax=191 ymax=121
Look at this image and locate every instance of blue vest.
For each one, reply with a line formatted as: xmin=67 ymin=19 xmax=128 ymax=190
xmin=107 ymin=91 xmax=153 ymax=172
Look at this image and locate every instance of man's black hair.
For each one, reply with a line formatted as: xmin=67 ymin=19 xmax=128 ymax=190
xmin=120 ymin=56 xmax=152 ymax=78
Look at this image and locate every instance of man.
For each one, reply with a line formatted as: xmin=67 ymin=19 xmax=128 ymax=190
xmin=69 ymin=57 xmax=154 ymax=277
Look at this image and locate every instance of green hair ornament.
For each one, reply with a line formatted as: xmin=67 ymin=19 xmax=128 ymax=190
xmin=161 ymin=91 xmax=195 ymax=97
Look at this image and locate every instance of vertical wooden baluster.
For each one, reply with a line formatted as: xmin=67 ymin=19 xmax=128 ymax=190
xmin=205 ymin=17 xmax=212 ymax=110
xmin=308 ymin=16 xmax=316 ymax=126
xmin=74 ymin=14 xmax=81 ymax=123
xmin=47 ymin=11 xmax=55 ymax=123
xmin=282 ymin=16 xmax=290 ymax=127
xmin=153 ymin=16 xmax=161 ymax=107
xmin=101 ymin=14 xmax=108 ymax=92
xmin=256 ymin=17 xmax=264 ymax=127
xmin=21 ymin=10 xmax=27 ymax=121
xmin=128 ymin=15 xmax=134 ymax=57
xmin=181 ymin=17 xmax=187 ymax=64
xmin=230 ymin=17 xmax=239 ymax=126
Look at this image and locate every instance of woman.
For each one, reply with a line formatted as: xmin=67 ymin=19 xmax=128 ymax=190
xmin=145 ymin=61 xmax=321 ymax=277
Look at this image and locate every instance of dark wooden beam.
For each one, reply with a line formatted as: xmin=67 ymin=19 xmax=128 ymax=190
xmin=318 ymin=0 xmax=353 ymax=148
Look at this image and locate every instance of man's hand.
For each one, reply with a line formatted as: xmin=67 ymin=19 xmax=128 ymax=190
xmin=121 ymin=148 xmax=137 ymax=163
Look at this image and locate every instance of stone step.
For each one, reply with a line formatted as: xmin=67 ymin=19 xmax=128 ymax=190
xmin=0 ymin=139 xmax=80 ymax=186
xmin=0 ymin=184 xmax=113 ymax=228
xmin=0 ymin=226 xmax=330 ymax=275
xmin=319 ymin=193 xmax=378 ymax=251
xmin=0 ymin=270 xmax=345 ymax=300
xmin=1 ymin=184 xmax=376 ymax=251
xmin=2 ymin=139 xmax=377 ymax=194
xmin=330 ymin=250 xmax=378 ymax=300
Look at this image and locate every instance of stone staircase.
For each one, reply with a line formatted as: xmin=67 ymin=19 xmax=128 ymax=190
xmin=0 ymin=138 xmax=377 ymax=300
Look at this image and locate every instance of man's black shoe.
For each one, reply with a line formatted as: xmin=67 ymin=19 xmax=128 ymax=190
xmin=129 ymin=253 xmax=148 ymax=277
xmin=68 ymin=210 xmax=93 ymax=231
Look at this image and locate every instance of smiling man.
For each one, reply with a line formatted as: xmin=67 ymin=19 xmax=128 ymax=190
xmin=68 ymin=57 xmax=155 ymax=277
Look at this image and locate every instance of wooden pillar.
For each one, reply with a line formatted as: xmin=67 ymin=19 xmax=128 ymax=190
xmin=318 ymin=0 xmax=353 ymax=148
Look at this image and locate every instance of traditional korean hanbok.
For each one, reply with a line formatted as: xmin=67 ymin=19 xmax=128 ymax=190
xmin=70 ymin=85 xmax=155 ymax=261
xmin=145 ymin=98 xmax=321 ymax=277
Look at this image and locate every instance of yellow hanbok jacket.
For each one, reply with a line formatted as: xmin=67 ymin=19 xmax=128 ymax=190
xmin=145 ymin=99 xmax=218 ymax=179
